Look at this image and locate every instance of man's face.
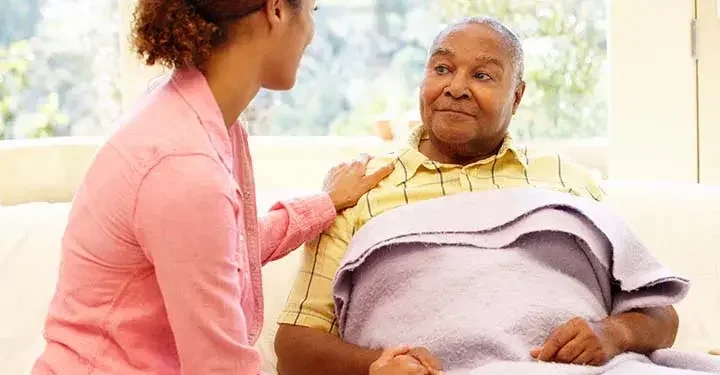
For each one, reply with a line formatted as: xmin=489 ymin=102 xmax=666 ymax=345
xmin=419 ymin=23 xmax=525 ymax=160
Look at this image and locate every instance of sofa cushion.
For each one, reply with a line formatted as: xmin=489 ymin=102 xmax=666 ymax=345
xmin=1 ymin=184 xmax=719 ymax=375
xmin=0 ymin=202 xmax=69 ymax=374
xmin=0 ymin=192 xmax=307 ymax=374
xmin=602 ymin=181 xmax=720 ymax=352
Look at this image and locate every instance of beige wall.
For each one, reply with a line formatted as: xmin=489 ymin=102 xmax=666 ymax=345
xmin=608 ymin=0 xmax=699 ymax=182
xmin=0 ymin=137 xmax=608 ymax=206
xmin=698 ymin=0 xmax=720 ymax=184
xmin=0 ymin=138 xmax=101 ymax=205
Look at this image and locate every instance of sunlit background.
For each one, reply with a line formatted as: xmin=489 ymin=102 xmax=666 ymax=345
xmin=1 ymin=0 xmax=608 ymax=141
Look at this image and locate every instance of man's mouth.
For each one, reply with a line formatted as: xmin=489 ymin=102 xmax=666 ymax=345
xmin=435 ymin=109 xmax=474 ymax=117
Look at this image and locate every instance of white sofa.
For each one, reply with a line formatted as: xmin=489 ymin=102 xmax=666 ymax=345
xmin=1 ymin=139 xmax=719 ymax=374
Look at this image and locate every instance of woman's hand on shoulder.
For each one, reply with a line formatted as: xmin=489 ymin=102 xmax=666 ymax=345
xmin=322 ymin=153 xmax=394 ymax=211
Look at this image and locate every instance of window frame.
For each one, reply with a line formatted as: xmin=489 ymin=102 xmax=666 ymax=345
xmin=697 ymin=0 xmax=720 ymax=184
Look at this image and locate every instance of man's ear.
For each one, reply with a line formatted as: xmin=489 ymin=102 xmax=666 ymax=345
xmin=264 ymin=0 xmax=287 ymax=31
xmin=511 ymin=80 xmax=526 ymax=115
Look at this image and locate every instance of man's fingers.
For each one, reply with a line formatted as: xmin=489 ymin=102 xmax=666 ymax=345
xmin=554 ymin=337 xmax=586 ymax=363
xmin=392 ymin=355 xmax=431 ymax=375
xmin=571 ymin=350 xmax=595 ymax=366
xmin=378 ymin=345 xmax=411 ymax=362
xmin=530 ymin=347 xmax=541 ymax=358
xmin=408 ymin=347 xmax=443 ymax=371
xmin=417 ymin=355 xmax=442 ymax=372
xmin=536 ymin=324 xmax=580 ymax=362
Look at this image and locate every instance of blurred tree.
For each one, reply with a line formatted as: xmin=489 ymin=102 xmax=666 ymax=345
xmin=0 ymin=0 xmax=606 ymax=141
xmin=0 ymin=40 xmax=69 ymax=139
xmin=0 ymin=0 xmax=43 ymax=44
xmin=246 ymin=0 xmax=433 ymax=136
xmin=0 ymin=41 xmax=30 ymax=138
xmin=246 ymin=0 xmax=607 ymax=140
xmin=435 ymin=0 xmax=608 ymax=139
xmin=0 ymin=0 xmax=120 ymax=140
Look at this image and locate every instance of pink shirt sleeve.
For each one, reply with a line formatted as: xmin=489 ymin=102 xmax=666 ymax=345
xmin=133 ymin=154 xmax=260 ymax=375
xmin=258 ymin=194 xmax=336 ymax=265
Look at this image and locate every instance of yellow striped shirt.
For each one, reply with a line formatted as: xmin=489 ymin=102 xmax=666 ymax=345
xmin=278 ymin=129 xmax=605 ymax=334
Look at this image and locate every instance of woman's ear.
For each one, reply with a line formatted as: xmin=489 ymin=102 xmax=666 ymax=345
xmin=264 ymin=0 xmax=288 ymax=32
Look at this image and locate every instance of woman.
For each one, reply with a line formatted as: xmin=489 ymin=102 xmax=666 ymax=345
xmin=31 ymin=0 xmax=429 ymax=374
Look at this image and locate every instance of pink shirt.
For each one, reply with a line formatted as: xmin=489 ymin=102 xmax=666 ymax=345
xmin=32 ymin=69 xmax=336 ymax=375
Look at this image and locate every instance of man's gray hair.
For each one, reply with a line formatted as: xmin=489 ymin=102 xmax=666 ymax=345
xmin=430 ymin=17 xmax=525 ymax=83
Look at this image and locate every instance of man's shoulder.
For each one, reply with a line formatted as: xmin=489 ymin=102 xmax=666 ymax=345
xmin=364 ymin=146 xmax=408 ymax=176
xmin=517 ymin=144 xmax=605 ymax=201
xmin=519 ymin=145 xmax=598 ymax=176
xmin=339 ymin=147 xmax=410 ymax=220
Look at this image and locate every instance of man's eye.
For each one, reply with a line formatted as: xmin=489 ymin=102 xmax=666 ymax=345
xmin=475 ymin=72 xmax=492 ymax=80
xmin=435 ymin=66 xmax=449 ymax=75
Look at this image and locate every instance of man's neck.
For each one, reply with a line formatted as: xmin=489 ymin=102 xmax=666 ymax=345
xmin=417 ymin=136 xmax=505 ymax=166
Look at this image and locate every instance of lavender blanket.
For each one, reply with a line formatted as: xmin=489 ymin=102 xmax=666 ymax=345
xmin=333 ymin=189 xmax=720 ymax=374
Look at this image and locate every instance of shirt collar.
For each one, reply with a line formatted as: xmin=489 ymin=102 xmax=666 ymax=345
xmin=390 ymin=125 xmax=527 ymax=186
xmin=170 ymin=68 xmax=234 ymax=172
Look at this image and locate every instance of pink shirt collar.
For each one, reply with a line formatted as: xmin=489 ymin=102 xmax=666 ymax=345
xmin=170 ymin=68 xmax=234 ymax=172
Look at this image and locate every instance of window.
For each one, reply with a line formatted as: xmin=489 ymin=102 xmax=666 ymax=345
xmin=0 ymin=0 xmax=121 ymax=139
xmin=245 ymin=0 xmax=609 ymax=141
xmin=1 ymin=0 xmax=607 ymax=142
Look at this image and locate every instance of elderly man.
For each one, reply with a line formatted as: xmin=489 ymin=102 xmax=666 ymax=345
xmin=275 ymin=17 xmax=680 ymax=375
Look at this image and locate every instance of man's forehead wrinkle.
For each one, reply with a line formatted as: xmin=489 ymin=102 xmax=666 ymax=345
xmin=432 ymin=27 xmax=505 ymax=55
xmin=430 ymin=46 xmax=454 ymax=57
xmin=430 ymin=39 xmax=507 ymax=73
xmin=428 ymin=17 xmax=524 ymax=82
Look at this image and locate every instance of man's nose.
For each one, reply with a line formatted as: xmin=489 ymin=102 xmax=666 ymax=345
xmin=444 ymin=74 xmax=471 ymax=99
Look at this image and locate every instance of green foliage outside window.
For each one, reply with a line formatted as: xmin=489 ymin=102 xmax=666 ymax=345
xmin=0 ymin=0 xmax=120 ymax=140
xmin=0 ymin=0 xmax=606 ymax=140
xmin=248 ymin=0 xmax=607 ymax=139
xmin=437 ymin=0 xmax=608 ymax=139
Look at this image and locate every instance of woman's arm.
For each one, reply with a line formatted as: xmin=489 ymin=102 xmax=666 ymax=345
xmin=258 ymin=193 xmax=336 ymax=264
xmin=134 ymin=155 xmax=260 ymax=375
xmin=258 ymin=155 xmax=394 ymax=265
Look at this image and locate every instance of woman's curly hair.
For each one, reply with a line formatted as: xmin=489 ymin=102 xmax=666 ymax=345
xmin=131 ymin=0 xmax=300 ymax=70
